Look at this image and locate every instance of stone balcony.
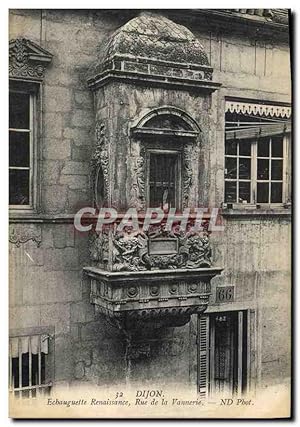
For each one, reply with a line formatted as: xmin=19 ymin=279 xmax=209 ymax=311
xmin=84 ymin=265 xmax=223 ymax=328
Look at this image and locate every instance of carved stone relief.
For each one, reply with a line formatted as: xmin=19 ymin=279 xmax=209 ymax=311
xmin=92 ymin=121 xmax=110 ymax=207
xmin=111 ymin=228 xmax=212 ymax=272
xmin=9 ymin=225 xmax=42 ymax=247
xmin=89 ymin=273 xmax=213 ymax=328
xmin=89 ymin=230 xmax=109 ymax=265
xmin=182 ymin=144 xmax=194 ymax=208
xmin=9 ymin=38 xmax=52 ymax=80
xmin=129 ymin=143 xmax=146 ymax=210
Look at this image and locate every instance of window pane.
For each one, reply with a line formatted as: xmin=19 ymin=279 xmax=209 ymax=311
xmin=225 ymin=140 xmax=237 ymax=155
xmin=271 ymin=182 xmax=282 ymax=203
xmin=22 ymin=353 xmax=29 ymax=387
xmin=12 ymin=357 xmax=19 ymax=388
xmin=225 ymin=157 xmax=237 ymax=179
xmin=239 ymin=182 xmax=251 ymax=203
xmin=32 ymin=354 xmax=38 ymax=386
xmin=239 ymin=141 xmax=251 ymax=156
xmin=225 ymin=181 xmax=237 ymax=202
xmin=239 ymin=158 xmax=251 ymax=179
xmin=257 ymin=159 xmax=269 ymax=180
xmin=9 ymin=169 xmax=30 ymax=205
xmin=271 ymin=136 xmax=283 ymax=157
xmin=41 ymin=353 xmax=46 ymax=384
xmin=257 ymin=137 xmax=270 ymax=157
xmin=9 ymin=92 xmax=30 ymax=129
xmin=9 ymin=131 xmax=30 ymax=167
xmin=257 ymin=182 xmax=269 ymax=203
xmin=149 ymin=153 xmax=177 ymax=208
xmin=271 ymin=160 xmax=283 ymax=180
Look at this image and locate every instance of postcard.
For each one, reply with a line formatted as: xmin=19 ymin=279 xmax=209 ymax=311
xmin=9 ymin=8 xmax=291 ymax=418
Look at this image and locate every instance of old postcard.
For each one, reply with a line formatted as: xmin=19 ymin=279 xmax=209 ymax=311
xmin=8 ymin=8 xmax=292 ymax=419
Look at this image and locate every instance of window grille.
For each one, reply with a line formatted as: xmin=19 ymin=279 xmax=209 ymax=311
xmin=9 ymin=334 xmax=52 ymax=398
xmin=149 ymin=152 xmax=179 ymax=209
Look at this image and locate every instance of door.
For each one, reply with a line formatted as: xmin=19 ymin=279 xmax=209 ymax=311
xmin=197 ymin=311 xmax=248 ymax=398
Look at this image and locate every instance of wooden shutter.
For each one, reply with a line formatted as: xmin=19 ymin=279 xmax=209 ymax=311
xmin=237 ymin=311 xmax=244 ymax=396
xmin=197 ymin=315 xmax=210 ymax=398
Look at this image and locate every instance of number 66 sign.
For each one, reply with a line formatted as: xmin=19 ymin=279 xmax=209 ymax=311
xmin=215 ymin=285 xmax=235 ymax=303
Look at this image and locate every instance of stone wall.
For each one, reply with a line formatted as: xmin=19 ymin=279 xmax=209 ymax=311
xmin=9 ymin=9 xmax=291 ymax=391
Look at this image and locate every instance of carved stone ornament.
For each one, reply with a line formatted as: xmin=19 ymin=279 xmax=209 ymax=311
xmin=9 ymin=224 xmax=42 ymax=247
xmin=85 ymin=266 xmax=223 ymax=328
xmin=111 ymin=228 xmax=212 ymax=272
xmin=182 ymin=144 xmax=194 ymax=208
xmin=130 ymin=145 xmax=146 ymax=210
xmin=9 ymin=38 xmax=52 ymax=81
xmin=89 ymin=230 xmax=109 ymax=264
xmin=87 ymin=12 xmax=221 ymax=92
xmin=91 ymin=121 xmax=110 ymax=206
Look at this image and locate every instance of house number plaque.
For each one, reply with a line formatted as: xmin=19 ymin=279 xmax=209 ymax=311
xmin=216 ymin=285 xmax=235 ymax=303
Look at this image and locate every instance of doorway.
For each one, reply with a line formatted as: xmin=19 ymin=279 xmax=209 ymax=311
xmin=197 ymin=311 xmax=248 ymax=398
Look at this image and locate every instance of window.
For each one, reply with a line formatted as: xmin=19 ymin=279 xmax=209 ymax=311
xmin=225 ymin=139 xmax=252 ymax=203
xmin=257 ymin=135 xmax=284 ymax=203
xmin=9 ymin=334 xmax=52 ymax=398
xmin=9 ymin=88 xmax=36 ymax=209
xmin=131 ymin=107 xmax=200 ymax=212
xmin=148 ymin=150 xmax=181 ymax=210
xmin=224 ymin=101 xmax=291 ymax=206
xmin=9 ymin=38 xmax=53 ymax=212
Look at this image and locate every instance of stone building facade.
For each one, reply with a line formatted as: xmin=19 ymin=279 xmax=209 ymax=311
xmin=9 ymin=9 xmax=291 ymax=401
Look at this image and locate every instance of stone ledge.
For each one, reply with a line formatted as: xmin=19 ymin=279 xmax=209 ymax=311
xmin=222 ymin=209 xmax=291 ymax=218
xmin=88 ymin=69 xmax=222 ymax=92
xmin=9 ymin=214 xmax=75 ymax=223
xmin=83 ymin=266 xmax=223 ymax=283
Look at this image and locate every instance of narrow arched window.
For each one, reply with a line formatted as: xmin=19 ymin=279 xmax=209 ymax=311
xmin=131 ymin=107 xmax=200 ymax=210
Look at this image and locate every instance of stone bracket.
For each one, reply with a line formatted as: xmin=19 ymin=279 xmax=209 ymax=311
xmin=84 ymin=266 xmax=223 ymax=328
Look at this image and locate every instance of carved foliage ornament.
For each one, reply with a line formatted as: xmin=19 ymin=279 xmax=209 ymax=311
xmin=89 ymin=230 xmax=109 ymax=264
xmin=130 ymin=145 xmax=146 ymax=210
xmin=92 ymin=122 xmax=110 ymax=206
xmin=9 ymin=38 xmax=52 ymax=80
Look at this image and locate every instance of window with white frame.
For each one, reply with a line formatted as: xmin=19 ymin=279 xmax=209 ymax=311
xmin=224 ymin=100 xmax=291 ymax=205
xmin=9 ymin=38 xmax=52 ymax=212
xmin=9 ymin=333 xmax=52 ymax=398
xmin=9 ymin=86 xmax=37 ymax=209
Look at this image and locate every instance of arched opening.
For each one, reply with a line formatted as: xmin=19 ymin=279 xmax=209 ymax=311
xmin=132 ymin=106 xmax=201 ymax=136
xmin=131 ymin=107 xmax=200 ymax=210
